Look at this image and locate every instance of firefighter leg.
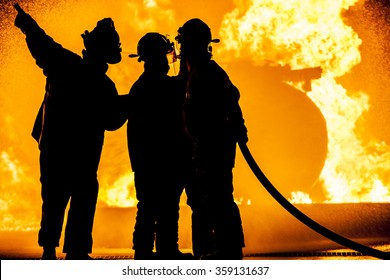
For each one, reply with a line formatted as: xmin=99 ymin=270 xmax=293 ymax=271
xmin=200 ymin=169 xmax=244 ymax=260
xmin=132 ymin=171 xmax=158 ymax=259
xmin=38 ymin=151 xmax=70 ymax=259
xmin=63 ymin=175 xmax=98 ymax=259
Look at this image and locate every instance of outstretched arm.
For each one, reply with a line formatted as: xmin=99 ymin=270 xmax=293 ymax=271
xmin=14 ymin=4 xmax=63 ymax=73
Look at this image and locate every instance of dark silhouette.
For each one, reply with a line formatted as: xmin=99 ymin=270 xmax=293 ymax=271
xmin=14 ymin=4 xmax=126 ymax=260
xmin=174 ymin=42 xmax=216 ymax=260
xmin=176 ymin=18 xmax=248 ymax=260
xmin=126 ymin=33 xmax=193 ymax=260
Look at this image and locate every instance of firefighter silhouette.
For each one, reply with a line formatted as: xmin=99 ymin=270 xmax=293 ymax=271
xmin=176 ymin=18 xmax=248 ymax=260
xmin=14 ymin=4 xmax=126 ymax=260
xmin=126 ymin=32 xmax=193 ymax=260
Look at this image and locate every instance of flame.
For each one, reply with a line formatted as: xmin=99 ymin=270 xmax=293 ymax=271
xmin=289 ymin=191 xmax=313 ymax=204
xmin=125 ymin=0 xmax=176 ymax=33
xmin=99 ymin=171 xmax=137 ymax=207
xmin=235 ymin=197 xmax=252 ymax=206
xmin=1 ymin=151 xmax=22 ymax=184
xmin=0 ymin=149 xmax=39 ymax=231
xmin=218 ymin=0 xmax=390 ymax=203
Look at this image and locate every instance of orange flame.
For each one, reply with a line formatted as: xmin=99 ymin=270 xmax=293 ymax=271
xmin=218 ymin=0 xmax=390 ymax=203
xmin=99 ymin=171 xmax=137 ymax=207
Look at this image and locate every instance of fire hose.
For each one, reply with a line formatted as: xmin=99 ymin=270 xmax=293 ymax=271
xmin=238 ymin=141 xmax=390 ymax=260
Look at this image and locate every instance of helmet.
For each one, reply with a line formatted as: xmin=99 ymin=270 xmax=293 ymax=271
xmin=176 ymin=18 xmax=219 ymax=47
xmin=129 ymin=33 xmax=174 ymax=62
xmin=82 ymin=18 xmax=122 ymax=64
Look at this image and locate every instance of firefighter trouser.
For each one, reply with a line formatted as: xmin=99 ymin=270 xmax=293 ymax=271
xmin=191 ymin=167 xmax=245 ymax=254
xmin=38 ymin=149 xmax=99 ymax=254
xmin=132 ymin=170 xmax=184 ymax=253
xmin=186 ymin=168 xmax=215 ymax=258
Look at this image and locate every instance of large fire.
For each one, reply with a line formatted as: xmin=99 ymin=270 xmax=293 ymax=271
xmin=0 ymin=0 xmax=389 ymax=235
xmin=217 ymin=0 xmax=390 ymax=203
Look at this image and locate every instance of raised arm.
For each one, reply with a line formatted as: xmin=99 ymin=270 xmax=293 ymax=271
xmin=14 ymin=4 xmax=64 ymax=73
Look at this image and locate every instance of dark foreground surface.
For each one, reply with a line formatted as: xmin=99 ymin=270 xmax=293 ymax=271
xmin=0 ymin=248 xmax=387 ymax=260
xmin=2 ymin=203 xmax=390 ymax=260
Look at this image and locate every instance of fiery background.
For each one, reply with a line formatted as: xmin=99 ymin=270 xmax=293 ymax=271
xmin=0 ymin=0 xmax=389 ymax=253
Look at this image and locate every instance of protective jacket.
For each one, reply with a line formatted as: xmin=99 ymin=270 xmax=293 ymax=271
xmin=26 ymin=19 xmax=125 ymax=159
xmin=127 ymin=69 xmax=188 ymax=173
xmin=184 ymin=59 xmax=247 ymax=171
